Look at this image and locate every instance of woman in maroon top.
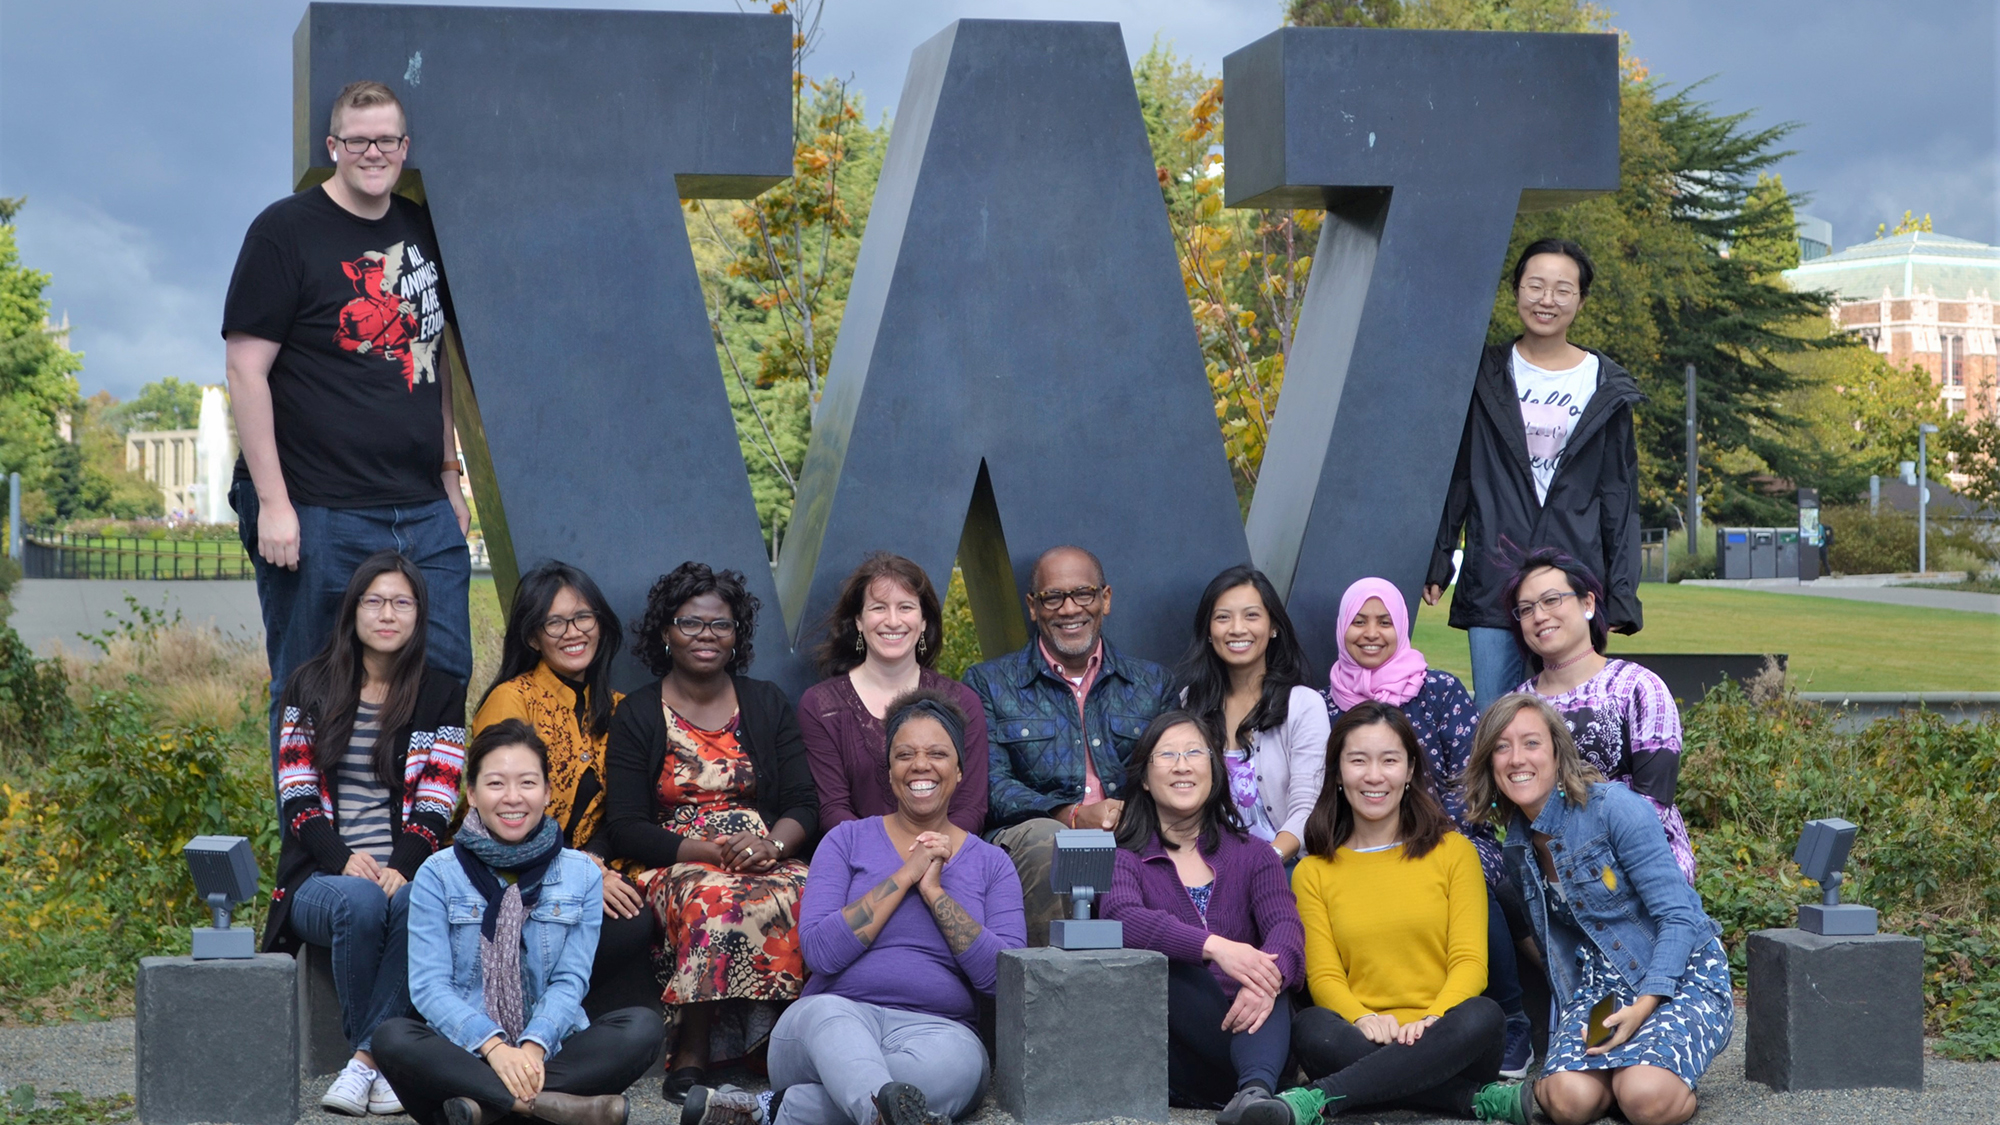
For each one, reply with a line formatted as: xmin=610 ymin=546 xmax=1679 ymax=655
xmin=797 ymin=553 xmax=989 ymax=834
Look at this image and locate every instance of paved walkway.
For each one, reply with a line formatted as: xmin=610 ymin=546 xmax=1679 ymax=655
xmin=1683 ymin=578 xmax=1999 ymax=614
xmin=6 ymin=578 xmax=264 ymax=657
xmin=5 ymin=1010 xmax=1998 ymax=1124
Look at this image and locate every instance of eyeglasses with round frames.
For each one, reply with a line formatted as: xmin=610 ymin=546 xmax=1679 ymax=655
xmin=539 ymin=611 xmax=599 ymax=639
xmin=1518 ymin=279 xmax=1579 ymax=305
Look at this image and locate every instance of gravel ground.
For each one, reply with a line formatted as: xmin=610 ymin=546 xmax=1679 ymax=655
xmin=4 ymin=1009 xmax=1998 ymax=1124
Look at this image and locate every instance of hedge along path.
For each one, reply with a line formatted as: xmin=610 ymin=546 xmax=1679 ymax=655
xmin=1412 ymin=583 xmax=2000 ymax=693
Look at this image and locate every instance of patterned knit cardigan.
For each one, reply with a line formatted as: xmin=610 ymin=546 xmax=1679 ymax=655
xmin=262 ymin=667 xmax=468 ymax=954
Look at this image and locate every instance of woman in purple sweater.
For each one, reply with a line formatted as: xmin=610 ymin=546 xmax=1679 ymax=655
xmin=688 ymin=689 xmax=1025 ymax=1125
xmin=1103 ymin=711 xmax=1305 ymax=1125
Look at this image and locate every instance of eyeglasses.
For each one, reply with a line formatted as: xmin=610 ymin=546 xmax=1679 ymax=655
xmin=1031 ymin=585 xmax=1103 ymax=613
xmin=1519 ymin=279 xmax=1579 ymax=305
xmin=360 ymin=594 xmax=417 ymax=615
xmin=671 ymin=616 xmax=737 ymax=637
xmin=540 ymin=611 xmax=598 ymax=639
xmin=1511 ymin=590 xmax=1580 ymax=621
xmin=333 ymin=134 xmax=407 ymax=155
xmin=1151 ymin=748 xmax=1211 ymax=766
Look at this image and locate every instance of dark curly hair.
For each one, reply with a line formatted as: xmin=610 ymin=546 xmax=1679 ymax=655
xmin=812 ymin=552 xmax=945 ymax=678
xmin=631 ymin=561 xmax=760 ymax=677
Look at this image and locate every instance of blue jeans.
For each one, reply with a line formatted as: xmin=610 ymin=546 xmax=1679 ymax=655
xmin=1484 ymin=893 xmax=1525 ymax=1022
xmin=1467 ymin=626 xmax=1528 ymax=711
xmin=289 ymin=874 xmax=414 ymax=1055
xmin=232 ymin=480 xmax=472 ymax=780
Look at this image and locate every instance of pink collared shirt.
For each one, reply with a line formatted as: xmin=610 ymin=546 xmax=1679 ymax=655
xmin=1039 ymin=637 xmax=1106 ymax=806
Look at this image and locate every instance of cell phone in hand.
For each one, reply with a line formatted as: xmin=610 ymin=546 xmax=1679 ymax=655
xmin=1585 ymin=994 xmax=1618 ymax=1048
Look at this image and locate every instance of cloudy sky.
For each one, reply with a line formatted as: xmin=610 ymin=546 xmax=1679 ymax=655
xmin=2 ymin=0 xmax=1994 ymax=402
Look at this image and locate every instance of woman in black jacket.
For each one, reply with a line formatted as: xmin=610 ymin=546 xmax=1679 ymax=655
xmin=1426 ymin=238 xmax=1644 ymax=709
xmin=263 ymin=549 xmax=469 ymax=1118
xmin=604 ymin=562 xmax=817 ymax=1104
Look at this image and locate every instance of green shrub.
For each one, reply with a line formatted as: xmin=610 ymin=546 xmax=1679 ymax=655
xmin=0 ymin=628 xmax=72 ymax=772
xmin=1822 ymin=503 xmax=1995 ymax=576
xmin=1682 ymin=682 xmax=2000 ymax=1058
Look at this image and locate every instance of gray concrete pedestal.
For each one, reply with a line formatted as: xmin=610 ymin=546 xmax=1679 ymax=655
xmin=995 ymin=948 xmax=1167 ymax=1125
xmin=1745 ymin=927 xmax=1923 ymax=1091
xmin=136 ymin=954 xmax=299 ymax=1125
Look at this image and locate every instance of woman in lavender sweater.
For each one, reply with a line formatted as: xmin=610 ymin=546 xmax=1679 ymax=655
xmin=687 ymin=689 xmax=1025 ymax=1125
xmin=1103 ymin=711 xmax=1305 ymax=1125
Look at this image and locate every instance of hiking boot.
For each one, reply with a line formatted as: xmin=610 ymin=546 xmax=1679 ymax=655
xmin=873 ymin=1081 xmax=930 ymax=1125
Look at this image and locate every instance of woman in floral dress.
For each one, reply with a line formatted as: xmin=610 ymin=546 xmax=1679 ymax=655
xmin=605 ymin=562 xmax=818 ymax=1103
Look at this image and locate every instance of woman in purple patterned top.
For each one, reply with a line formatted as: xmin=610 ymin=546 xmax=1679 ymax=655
xmin=1504 ymin=548 xmax=1696 ymax=883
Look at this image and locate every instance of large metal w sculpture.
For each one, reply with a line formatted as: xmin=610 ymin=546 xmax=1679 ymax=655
xmin=295 ymin=4 xmax=1619 ymax=692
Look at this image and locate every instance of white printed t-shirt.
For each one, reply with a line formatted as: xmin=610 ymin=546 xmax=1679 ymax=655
xmin=1512 ymin=345 xmax=1600 ymax=505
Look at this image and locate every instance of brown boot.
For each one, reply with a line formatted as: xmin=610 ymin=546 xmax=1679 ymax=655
xmin=528 ymin=1092 xmax=628 ymax=1125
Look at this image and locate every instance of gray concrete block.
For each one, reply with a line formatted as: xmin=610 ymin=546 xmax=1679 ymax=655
xmin=296 ymin=943 xmax=348 ymax=1078
xmin=1745 ymin=928 xmax=1924 ymax=1091
xmin=995 ymin=948 xmax=1167 ymax=1125
xmin=136 ymin=954 xmax=299 ymax=1125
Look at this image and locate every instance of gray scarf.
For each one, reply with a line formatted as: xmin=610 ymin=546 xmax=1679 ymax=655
xmin=453 ymin=810 xmax=562 ymax=1044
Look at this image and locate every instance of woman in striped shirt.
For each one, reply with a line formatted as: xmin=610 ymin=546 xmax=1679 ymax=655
xmin=262 ymin=550 xmax=469 ymax=1118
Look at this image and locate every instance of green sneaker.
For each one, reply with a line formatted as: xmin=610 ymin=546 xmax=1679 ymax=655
xmin=1471 ymin=1080 xmax=1535 ymax=1124
xmin=1271 ymin=1087 xmax=1342 ymax=1125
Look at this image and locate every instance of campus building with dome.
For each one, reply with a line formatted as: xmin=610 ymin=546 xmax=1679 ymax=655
xmin=1783 ymin=230 xmax=2000 ymax=423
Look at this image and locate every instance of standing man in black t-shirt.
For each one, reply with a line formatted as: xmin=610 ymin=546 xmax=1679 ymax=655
xmin=223 ymin=80 xmax=473 ymax=776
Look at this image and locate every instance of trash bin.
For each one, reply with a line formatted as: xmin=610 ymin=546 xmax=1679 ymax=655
xmin=1751 ymin=528 xmax=1777 ymax=579
xmin=1776 ymin=529 xmax=1800 ymax=579
xmin=1718 ymin=528 xmax=1751 ymax=580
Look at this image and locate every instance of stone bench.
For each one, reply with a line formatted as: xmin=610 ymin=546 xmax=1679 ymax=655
xmin=1745 ymin=927 xmax=1924 ymax=1091
xmin=296 ymin=942 xmax=350 ymax=1077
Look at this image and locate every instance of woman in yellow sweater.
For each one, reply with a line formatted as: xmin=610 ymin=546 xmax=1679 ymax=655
xmin=1278 ymin=702 xmax=1520 ymax=1124
xmin=473 ymin=560 xmax=653 ymax=1017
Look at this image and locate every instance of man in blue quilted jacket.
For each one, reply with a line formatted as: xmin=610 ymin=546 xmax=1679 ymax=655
xmin=962 ymin=545 xmax=1173 ymax=945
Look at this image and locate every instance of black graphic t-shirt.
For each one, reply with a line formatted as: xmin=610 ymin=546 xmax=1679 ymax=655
xmin=223 ymin=187 xmax=456 ymax=508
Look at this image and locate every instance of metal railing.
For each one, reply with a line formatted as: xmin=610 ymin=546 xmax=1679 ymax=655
xmin=23 ymin=526 xmax=254 ymax=580
xmin=1638 ymin=527 xmax=1672 ymax=583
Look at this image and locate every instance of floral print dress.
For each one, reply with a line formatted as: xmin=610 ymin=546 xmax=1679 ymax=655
xmin=636 ymin=706 xmax=808 ymax=1060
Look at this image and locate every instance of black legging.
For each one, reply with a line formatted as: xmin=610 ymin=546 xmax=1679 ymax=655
xmin=584 ymin=909 xmax=660 ymax=1018
xmin=1166 ymin=960 xmax=1292 ymax=1109
xmin=1292 ymin=997 xmax=1504 ymax=1117
xmin=373 ymin=1008 xmax=664 ymax=1125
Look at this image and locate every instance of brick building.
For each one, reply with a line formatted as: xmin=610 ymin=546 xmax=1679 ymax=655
xmin=1783 ymin=230 xmax=2000 ymax=422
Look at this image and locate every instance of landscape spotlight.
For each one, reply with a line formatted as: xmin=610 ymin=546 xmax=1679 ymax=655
xmin=1793 ymin=817 xmax=1876 ymax=936
xmin=184 ymin=835 xmax=260 ymax=959
xmin=1048 ymin=829 xmax=1123 ymax=950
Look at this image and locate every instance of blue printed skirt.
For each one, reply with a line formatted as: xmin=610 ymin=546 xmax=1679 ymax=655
xmin=1541 ymin=913 xmax=1734 ymax=1088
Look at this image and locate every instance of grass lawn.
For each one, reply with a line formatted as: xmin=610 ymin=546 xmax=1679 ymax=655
xmin=1412 ymin=582 xmax=2000 ymax=693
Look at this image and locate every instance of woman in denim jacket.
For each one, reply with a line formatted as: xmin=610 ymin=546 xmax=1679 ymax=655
xmin=374 ymin=720 xmax=664 ymax=1125
xmin=1463 ymin=694 xmax=1729 ymax=1125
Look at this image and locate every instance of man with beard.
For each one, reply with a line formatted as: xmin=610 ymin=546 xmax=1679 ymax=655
xmin=963 ymin=545 xmax=1173 ymax=945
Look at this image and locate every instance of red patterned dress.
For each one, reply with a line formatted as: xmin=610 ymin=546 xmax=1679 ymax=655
xmin=636 ymin=706 xmax=808 ymax=1060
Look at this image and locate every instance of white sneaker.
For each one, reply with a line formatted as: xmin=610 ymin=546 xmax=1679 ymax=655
xmin=321 ymin=1060 xmax=376 ymax=1116
xmin=368 ymin=1074 xmax=405 ymax=1115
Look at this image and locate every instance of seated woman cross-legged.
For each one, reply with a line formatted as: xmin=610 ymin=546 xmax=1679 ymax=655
xmin=687 ymin=689 xmax=1026 ymax=1125
xmin=373 ymin=720 xmax=665 ymax=1125
xmin=1102 ymin=711 xmax=1303 ymax=1125
xmin=262 ymin=550 xmax=467 ymax=1118
xmin=604 ymin=562 xmax=819 ymax=1103
xmin=1281 ymin=703 xmax=1517 ymax=1124
xmin=473 ymin=560 xmax=656 ymax=1017
xmin=1465 ymin=695 xmax=1730 ymax=1125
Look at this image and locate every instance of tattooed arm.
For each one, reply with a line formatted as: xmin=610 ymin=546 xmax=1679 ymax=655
xmin=920 ymin=884 xmax=985 ymax=956
xmin=841 ymin=875 xmax=914 ymax=948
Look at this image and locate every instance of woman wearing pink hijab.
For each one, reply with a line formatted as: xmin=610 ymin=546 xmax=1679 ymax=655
xmin=1324 ymin=578 xmax=1532 ymax=1080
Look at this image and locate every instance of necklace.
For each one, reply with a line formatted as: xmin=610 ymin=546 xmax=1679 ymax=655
xmin=1539 ymin=648 xmax=1599 ymax=686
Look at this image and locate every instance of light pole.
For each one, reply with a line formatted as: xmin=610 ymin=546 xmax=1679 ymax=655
xmin=1918 ymin=422 xmax=1939 ymax=573
xmin=1685 ymin=363 xmax=1698 ymax=554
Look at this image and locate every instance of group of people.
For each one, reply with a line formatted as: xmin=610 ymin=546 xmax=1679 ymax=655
xmin=228 ymin=80 xmax=1716 ymax=1125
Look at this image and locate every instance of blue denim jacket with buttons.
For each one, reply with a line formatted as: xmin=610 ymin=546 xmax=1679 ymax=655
xmin=1504 ymin=781 xmax=1720 ymax=1003
xmin=406 ymin=845 xmax=602 ymax=1057
xmin=964 ymin=638 xmax=1173 ymax=828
